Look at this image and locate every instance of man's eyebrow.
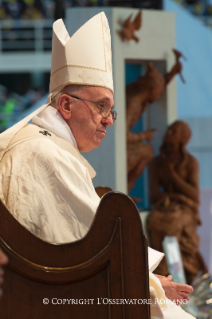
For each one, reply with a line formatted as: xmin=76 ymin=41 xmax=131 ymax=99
xmin=98 ymin=97 xmax=114 ymax=108
xmin=98 ymin=97 xmax=110 ymax=101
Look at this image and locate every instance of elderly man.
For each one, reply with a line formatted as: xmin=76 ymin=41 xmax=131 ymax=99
xmin=0 ymin=249 xmax=8 ymax=298
xmin=0 ymin=13 xmax=194 ymax=319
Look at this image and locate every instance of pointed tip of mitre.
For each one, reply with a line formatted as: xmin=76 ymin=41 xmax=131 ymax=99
xmin=53 ymin=18 xmax=70 ymax=46
xmin=50 ymin=12 xmax=113 ymax=94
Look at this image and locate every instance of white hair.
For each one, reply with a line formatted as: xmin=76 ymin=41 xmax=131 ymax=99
xmin=51 ymin=84 xmax=89 ymax=108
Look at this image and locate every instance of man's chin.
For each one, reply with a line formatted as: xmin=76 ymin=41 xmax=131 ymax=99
xmin=92 ymin=139 xmax=102 ymax=150
xmin=96 ymin=130 xmax=106 ymax=139
xmin=80 ymin=140 xmax=102 ymax=152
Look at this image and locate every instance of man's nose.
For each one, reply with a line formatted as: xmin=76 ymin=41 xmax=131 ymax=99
xmin=101 ymin=114 xmax=114 ymax=126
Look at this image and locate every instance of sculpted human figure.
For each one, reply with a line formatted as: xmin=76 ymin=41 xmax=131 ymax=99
xmin=127 ymin=50 xmax=184 ymax=192
xmin=148 ymin=120 xmax=208 ymax=284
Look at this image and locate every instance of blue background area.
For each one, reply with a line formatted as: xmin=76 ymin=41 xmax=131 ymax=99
xmin=164 ymin=0 xmax=212 ymax=188
xmin=126 ymin=63 xmax=149 ymax=210
xmin=164 ymin=0 xmax=212 ymax=118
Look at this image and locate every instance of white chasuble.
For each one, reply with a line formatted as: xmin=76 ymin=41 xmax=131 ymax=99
xmin=0 ymin=106 xmax=195 ymax=319
xmin=0 ymin=105 xmax=101 ymax=243
xmin=0 ymin=131 xmax=100 ymax=244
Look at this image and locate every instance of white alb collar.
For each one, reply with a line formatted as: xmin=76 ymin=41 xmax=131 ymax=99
xmin=32 ymin=105 xmax=78 ymax=149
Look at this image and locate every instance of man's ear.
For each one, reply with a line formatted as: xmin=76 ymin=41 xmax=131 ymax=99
xmin=58 ymin=94 xmax=72 ymax=120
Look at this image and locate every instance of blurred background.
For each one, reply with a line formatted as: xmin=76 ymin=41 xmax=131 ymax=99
xmin=0 ymin=0 xmax=164 ymax=133
xmin=1 ymin=0 xmax=212 ymax=131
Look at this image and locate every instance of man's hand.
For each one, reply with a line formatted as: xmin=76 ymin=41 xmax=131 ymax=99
xmin=156 ymin=275 xmax=193 ymax=305
xmin=0 ymin=249 xmax=8 ymax=298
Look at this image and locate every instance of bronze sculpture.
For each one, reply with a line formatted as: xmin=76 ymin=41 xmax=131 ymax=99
xmin=147 ymin=120 xmax=208 ymax=284
xmin=118 ymin=11 xmax=142 ymax=42
xmin=127 ymin=49 xmax=184 ymax=192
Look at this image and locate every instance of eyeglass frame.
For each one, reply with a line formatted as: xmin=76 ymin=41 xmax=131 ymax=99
xmin=65 ymin=94 xmax=117 ymax=122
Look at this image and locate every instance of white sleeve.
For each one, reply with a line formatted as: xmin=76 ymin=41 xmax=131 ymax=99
xmin=148 ymin=247 xmax=164 ymax=272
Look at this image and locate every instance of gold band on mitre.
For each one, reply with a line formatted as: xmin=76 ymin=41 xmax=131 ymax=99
xmin=50 ymin=12 xmax=113 ymax=93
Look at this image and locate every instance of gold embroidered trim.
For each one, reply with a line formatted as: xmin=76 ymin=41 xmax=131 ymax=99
xmin=50 ymin=80 xmax=114 ymax=94
xmin=50 ymin=13 xmax=108 ymax=78
xmin=50 ymin=64 xmax=107 ymax=78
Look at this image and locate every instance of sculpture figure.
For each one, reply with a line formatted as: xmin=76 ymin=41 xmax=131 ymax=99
xmin=147 ymin=120 xmax=208 ymax=284
xmin=118 ymin=11 xmax=142 ymax=42
xmin=127 ymin=49 xmax=184 ymax=192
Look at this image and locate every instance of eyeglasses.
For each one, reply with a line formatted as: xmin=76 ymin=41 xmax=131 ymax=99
xmin=67 ymin=94 xmax=117 ymax=122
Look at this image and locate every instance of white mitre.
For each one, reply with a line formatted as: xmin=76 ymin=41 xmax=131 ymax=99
xmin=0 ymin=12 xmax=113 ymax=162
xmin=50 ymin=12 xmax=113 ymax=93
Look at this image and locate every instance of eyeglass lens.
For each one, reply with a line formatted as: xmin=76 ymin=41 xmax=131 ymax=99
xmin=101 ymin=107 xmax=117 ymax=122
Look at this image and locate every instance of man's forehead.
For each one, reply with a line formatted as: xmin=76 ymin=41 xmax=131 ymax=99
xmin=85 ymin=86 xmax=113 ymax=95
xmin=84 ymin=86 xmax=114 ymax=104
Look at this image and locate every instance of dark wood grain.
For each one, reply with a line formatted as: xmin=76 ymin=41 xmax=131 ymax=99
xmin=0 ymin=191 xmax=150 ymax=319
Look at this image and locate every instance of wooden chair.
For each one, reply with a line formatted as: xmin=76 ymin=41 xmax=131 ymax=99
xmin=0 ymin=191 xmax=150 ymax=319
